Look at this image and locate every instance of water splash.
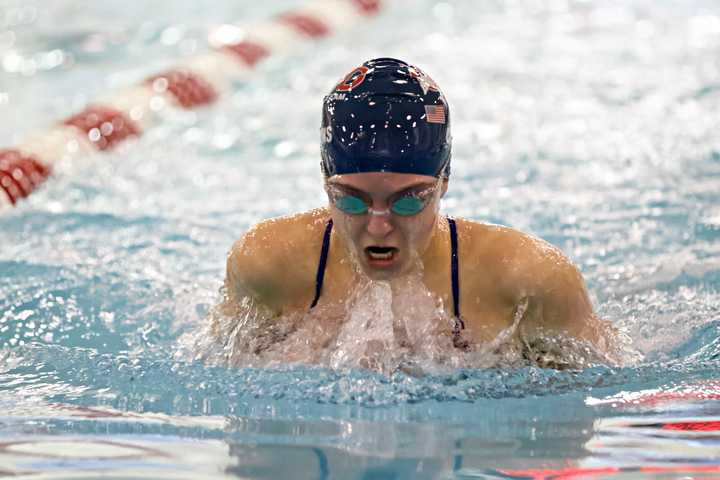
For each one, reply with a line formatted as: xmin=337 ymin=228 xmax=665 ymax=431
xmin=180 ymin=270 xmax=630 ymax=376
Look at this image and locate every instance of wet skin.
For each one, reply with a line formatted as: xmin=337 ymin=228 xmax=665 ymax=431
xmin=219 ymin=172 xmax=612 ymax=356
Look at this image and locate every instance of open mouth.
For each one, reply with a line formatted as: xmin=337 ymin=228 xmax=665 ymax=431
xmin=365 ymin=246 xmax=398 ymax=262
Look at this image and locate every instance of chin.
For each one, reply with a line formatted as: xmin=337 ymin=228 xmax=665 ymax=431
xmin=358 ymin=257 xmax=411 ymax=281
xmin=362 ymin=267 xmax=397 ymax=281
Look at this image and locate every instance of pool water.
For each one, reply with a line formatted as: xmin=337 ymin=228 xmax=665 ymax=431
xmin=2 ymin=0 xmax=720 ymax=478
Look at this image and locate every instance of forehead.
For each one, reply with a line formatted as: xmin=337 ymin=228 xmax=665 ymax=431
xmin=327 ymin=172 xmax=437 ymax=193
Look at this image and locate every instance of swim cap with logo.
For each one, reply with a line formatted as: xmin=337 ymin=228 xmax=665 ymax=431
xmin=321 ymin=58 xmax=451 ymax=178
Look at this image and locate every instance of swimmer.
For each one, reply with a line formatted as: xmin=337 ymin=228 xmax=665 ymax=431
xmin=210 ymin=58 xmax=617 ymax=370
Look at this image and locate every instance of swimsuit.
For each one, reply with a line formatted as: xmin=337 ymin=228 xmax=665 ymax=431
xmin=309 ymin=217 xmax=467 ymax=348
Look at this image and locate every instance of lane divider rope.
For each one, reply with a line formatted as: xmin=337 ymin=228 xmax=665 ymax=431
xmin=0 ymin=0 xmax=383 ymax=212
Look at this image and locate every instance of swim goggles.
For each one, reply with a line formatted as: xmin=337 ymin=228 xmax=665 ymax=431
xmin=325 ymin=180 xmax=441 ymax=216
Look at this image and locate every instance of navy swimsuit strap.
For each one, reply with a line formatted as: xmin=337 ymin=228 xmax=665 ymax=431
xmin=310 ymin=219 xmax=333 ymax=309
xmin=448 ymin=217 xmax=468 ymax=350
xmin=447 ymin=217 xmax=465 ymax=330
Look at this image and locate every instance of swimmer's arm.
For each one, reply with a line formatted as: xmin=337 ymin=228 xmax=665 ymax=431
xmin=208 ymin=244 xmax=274 ymax=338
xmin=219 ymin=214 xmax=321 ymax=320
xmin=223 ymin=238 xmax=284 ymax=316
xmin=515 ymin=247 xmax=612 ymax=347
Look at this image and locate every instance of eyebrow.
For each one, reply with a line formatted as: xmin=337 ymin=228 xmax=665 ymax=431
xmin=327 ymin=181 xmax=435 ymax=198
xmin=327 ymin=183 xmax=367 ymax=196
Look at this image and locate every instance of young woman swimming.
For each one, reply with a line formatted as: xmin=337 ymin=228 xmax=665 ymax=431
xmin=211 ymin=58 xmax=616 ymax=370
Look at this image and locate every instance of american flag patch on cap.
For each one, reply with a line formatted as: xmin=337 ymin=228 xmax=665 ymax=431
xmin=424 ymin=104 xmax=446 ymax=124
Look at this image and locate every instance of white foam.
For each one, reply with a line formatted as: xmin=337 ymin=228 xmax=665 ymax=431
xmin=328 ymin=281 xmax=397 ymax=372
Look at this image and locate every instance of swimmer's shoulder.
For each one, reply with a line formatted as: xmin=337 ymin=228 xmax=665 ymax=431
xmin=455 ymin=219 xmax=610 ymax=350
xmin=453 ymin=218 xmax=580 ymax=300
xmin=226 ymin=208 xmax=331 ymax=312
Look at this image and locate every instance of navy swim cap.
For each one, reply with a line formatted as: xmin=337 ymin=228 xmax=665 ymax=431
xmin=321 ymin=58 xmax=451 ymax=177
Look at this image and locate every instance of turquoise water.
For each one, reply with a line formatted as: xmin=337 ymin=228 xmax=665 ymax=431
xmin=2 ymin=0 xmax=720 ymax=477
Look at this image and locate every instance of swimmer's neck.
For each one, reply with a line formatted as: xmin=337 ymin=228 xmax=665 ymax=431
xmin=417 ymin=215 xmax=452 ymax=279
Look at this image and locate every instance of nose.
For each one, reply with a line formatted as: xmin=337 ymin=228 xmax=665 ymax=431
xmin=365 ymin=209 xmax=394 ymax=237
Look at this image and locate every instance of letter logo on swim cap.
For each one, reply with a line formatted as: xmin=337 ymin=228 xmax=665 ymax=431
xmin=334 ymin=65 xmax=369 ymax=92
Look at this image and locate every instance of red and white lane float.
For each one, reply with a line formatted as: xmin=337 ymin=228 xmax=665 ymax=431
xmin=0 ymin=0 xmax=383 ymax=213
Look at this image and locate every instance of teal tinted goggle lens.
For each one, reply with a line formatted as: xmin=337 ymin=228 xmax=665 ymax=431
xmin=334 ymin=195 xmax=368 ymax=215
xmin=390 ymin=196 xmax=426 ymax=216
xmin=334 ymin=194 xmax=427 ymax=216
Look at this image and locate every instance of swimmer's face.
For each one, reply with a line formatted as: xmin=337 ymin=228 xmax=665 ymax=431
xmin=326 ymin=172 xmax=448 ymax=280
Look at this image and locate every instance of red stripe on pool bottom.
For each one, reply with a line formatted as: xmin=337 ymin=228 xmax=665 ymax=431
xmin=496 ymin=464 xmax=720 ymax=479
xmin=278 ymin=13 xmax=330 ymax=37
xmin=626 ymin=390 xmax=720 ymax=407
xmin=496 ymin=467 xmax=619 ymax=479
xmin=63 ymin=106 xmax=140 ymax=151
xmin=147 ymin=69 xmax=217 ymax=108
xmin=222 ymin=41 xmax=270 ymax=67
xmin=0 ymin=149 xmax=50 ymax=204
xmin=662 ymin=420 xmax=720 ymax=431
